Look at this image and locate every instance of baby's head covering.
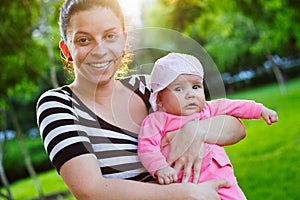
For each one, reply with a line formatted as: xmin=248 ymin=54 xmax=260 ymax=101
xmin=149 ymin=52 xmax=204 ymax=111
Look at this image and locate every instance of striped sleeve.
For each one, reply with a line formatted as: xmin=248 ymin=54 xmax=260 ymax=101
xmin=121 ymin=75 xmax=152 ymax=111
xmin=36 ymin=88 xmax=93 ymax=173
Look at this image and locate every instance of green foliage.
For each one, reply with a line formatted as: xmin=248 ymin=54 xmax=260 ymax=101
xmin=0 ymin=0 xmax=63 ymax=131
xmin=145 ymin=0 xmax=300 ymax=73
xmin=0 ymin=0 xmax=62 ymax=97
xmin=0 ymin=1 xmax=42 ymax=97
xmin=3 ymin=137 xmax=52 ymax=183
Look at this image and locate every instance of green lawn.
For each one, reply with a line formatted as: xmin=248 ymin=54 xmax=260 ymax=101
xmin=1 ymin=170 xmax=75 ymax=200
xmin=3 ymin=78 xmax=300 ymax=200
xmin=225 ymin=77 xmax=300 ymax=199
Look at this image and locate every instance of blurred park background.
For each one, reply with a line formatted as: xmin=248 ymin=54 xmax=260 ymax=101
xmin=1 ymin=0 xmax=299 ymax=199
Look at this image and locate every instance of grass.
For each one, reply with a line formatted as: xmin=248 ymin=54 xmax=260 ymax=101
xmin=2 ymin=77 xmax=300 ymax=199
xmin=1 ymin=170 xmax=75 ymax=200
xmin=225 ymin=77 xmax=300 ymax=199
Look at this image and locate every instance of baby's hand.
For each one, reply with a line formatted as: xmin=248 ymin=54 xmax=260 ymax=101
xmin=261 ymin=105 xmax=278 ymax=125
xmin=155 ymin=165 xmax=178 ymax=185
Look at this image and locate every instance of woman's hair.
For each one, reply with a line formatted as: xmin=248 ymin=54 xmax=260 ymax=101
xmin=59 ymin=0 xmax=132 ymax=75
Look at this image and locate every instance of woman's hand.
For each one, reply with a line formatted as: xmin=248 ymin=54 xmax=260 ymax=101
xmin=60 ymin=153 xmax=231 ymax=200
xmin=166 ymin=115 xmax=246 ymax=183
xmin=166 ymin=120 xmax=205 ymax=183
xmin=180 ymin=179 xmax=232 ymax=200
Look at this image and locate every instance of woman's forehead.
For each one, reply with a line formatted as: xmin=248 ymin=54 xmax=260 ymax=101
xmin=67 ymin=7 xmax=123 ymax=34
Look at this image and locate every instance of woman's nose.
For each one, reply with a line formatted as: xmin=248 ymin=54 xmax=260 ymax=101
xmin=91 ymin=40 xmax=107 ymax=56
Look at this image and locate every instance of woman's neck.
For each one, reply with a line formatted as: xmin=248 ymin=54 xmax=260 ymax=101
xmin=69 ymin=78 xmax=119 ymax=105
xmin=69 ymin=76 xmax=148 ymax=133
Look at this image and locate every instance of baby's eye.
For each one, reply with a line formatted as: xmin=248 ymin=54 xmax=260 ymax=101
xmin=192 ymin=85 xmax=202 ymax=89
xmin=174 ymin=87 xmax=183 ymax=92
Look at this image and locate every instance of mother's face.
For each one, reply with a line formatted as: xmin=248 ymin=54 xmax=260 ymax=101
xmin=62 ymin=6 xmax=127 ymax=84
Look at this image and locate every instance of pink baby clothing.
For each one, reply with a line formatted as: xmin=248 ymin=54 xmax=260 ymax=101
xmin=138 ymin=98 xmax=262 ymax=200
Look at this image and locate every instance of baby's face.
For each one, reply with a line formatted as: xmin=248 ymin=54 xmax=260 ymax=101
xmin=157 ymin=74 xmax=205 ymax=116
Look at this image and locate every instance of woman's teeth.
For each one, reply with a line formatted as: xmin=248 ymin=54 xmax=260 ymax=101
xmin=90 ymin=61 xmax=110 ymax=68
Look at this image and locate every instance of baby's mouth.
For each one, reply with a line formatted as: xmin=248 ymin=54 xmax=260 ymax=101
xmin=185 ymin=103 xmax=200 ymax=110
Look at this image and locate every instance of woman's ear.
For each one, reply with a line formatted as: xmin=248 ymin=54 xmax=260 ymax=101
xmin=59 ymin=40 xmax=73 ymax=61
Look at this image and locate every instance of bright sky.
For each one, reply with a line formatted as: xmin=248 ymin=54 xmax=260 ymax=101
xmin=118 ymin=0 xmax=149 ymax=27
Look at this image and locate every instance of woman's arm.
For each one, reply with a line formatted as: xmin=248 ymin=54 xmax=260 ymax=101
xmin=60 ymin=154 xmax=231 ymax=200
xmin=202 ymin=115 xmax=246 ymax=145
xmin=166 ymin=115 xmax=246 ymax=183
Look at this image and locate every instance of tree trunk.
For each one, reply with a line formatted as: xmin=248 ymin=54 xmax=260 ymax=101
xmin=0 ymin=106 xmax=13 ymax=200
xmin=267 ymin=54 xmax=287 ymax=96
xmin=5 ymin=99 xmax=45 ymax=200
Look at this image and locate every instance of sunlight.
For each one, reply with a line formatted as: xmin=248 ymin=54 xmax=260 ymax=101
xmin=119 ymin=0 xmax=142 ymax=15
xmin=118 ymin=0 xmax=148 ymax=27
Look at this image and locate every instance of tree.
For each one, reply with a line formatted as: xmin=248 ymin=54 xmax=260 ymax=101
xmin=145 ymin=0 xmax=300 ymax=73
xmin=0 ymin=0 xmax=51 ymax=199
xmin=35 ymin=0 xmax=61 ymax=88
xmin=237 ymin=0 xmax=300 ymax=55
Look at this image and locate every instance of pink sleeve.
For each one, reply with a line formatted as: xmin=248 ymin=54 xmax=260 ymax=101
xmin=207 ymin=98 xmax=263 ymax=119
xmin=138 ymin=113 xmax=169 ymax=177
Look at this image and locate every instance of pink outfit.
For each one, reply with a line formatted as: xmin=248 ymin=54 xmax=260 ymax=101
xmin=138 ymin=98 xmax=262 ymax=200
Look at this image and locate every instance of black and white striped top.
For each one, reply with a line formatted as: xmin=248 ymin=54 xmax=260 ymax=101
xmin=36 ymin=75 xmax=154 ymax=182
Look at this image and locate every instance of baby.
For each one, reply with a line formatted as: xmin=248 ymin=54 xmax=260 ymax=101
xmin=138 ymin=53 xmax=278 ymax=199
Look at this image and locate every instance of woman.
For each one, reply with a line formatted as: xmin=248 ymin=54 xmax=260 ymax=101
xmin=36 ymin=0 xmax=246 ymax=199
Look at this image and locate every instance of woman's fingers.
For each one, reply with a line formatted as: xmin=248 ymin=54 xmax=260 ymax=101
xmin=182 ymin=162 xmax=192 ymax=183
xmin=213 ymin=179 xmax=232 ymax=189
xmin=193 ymin=143 xmax=204 ymax=183
xmin=193 ymin=179 xmax=231 ymax=200
xmin=192 ymin=159 xmax=202 ymax=183
xmin=172 ymin=157 xmax=184 ymax=175
xmin=202 ymin=179 xmax=232 ymax=190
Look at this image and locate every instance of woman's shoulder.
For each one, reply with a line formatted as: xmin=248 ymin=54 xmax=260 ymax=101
xmin=120 ymin=74 xmax=150 ymax=89
xmin=36 ymin=86 xmax=75 ymax=108
xmin=120 ymin=74 xmax=152 ymax=110
xmin=38 ymin=86 xmax=72 ymax=97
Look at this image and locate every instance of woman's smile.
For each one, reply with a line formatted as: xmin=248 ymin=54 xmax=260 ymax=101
xmin=88 ymin=60 xmax=113 ymax=69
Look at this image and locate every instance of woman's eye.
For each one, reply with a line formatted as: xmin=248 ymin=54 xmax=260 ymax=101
xmin=76 ymin=37 xmax=90 ymax=45
xmin=105 ymin=33 xmax=118 ymax=41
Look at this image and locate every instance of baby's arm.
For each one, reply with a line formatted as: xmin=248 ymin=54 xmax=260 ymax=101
xmin=209 ymin=99 xmax=278 ymax=124
xmin=261 ymin=105 xmax=278 ymax=125
xmin=155 ymin=165 xmax=178 ymax=185
xmin=138 ymin=113 xmax=172 ymax=179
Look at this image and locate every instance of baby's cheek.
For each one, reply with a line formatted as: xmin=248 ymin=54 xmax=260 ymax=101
xmin=199 ymin=100 xmax=206 ymax=110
